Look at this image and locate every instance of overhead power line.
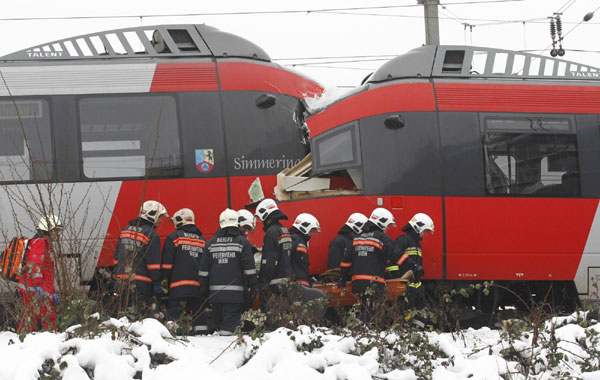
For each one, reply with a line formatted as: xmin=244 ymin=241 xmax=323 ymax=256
xmin=283 ymin=59 xmax=391 ymax=66
xmin=305 ymin=10 xmax=600 ymax=26
xmin=0 ymin=5 xmax=420 ymax=22
xmin=286 ymin=64 xmax=375 ymax=71
xmin=556 ymin=0 xmax=577 ymax=14
xmin=519 ymin=48 xmax=600 ymax=54
xmin=273 ymin=54 xmax=397 ymax=61
xmin=0 ymin=1 xmax=524 ymax=22
xmin=441 ymin=0 xmax=524 ymax=4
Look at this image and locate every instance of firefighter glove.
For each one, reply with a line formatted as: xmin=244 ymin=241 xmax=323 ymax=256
xmin=53 ymin=293 xmax=60 ymax=305
xmin=337 ymin=278 xmax=347 ymax=289
xmin=160 ymin=279 xmax=169 ymax=294
xmin=35 ymin=287 xmax=44 ymax=298
xmin=153 ymin=285 xmax=163 ymax=295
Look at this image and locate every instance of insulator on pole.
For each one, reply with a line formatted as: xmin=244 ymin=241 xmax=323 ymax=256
xmin=556 ymin=14 xmax=563 ymax=37
xmin=549 ymin=18 xmax=556 ymax=40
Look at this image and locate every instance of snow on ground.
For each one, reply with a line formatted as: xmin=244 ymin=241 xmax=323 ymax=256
xmin=1 ymin=313 xmax=600 ymax=380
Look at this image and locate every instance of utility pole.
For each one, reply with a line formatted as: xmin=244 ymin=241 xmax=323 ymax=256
xmin=417 ymin=0 xmax=440 ymax=45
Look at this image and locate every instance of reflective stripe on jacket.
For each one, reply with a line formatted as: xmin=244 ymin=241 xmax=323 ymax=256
xmin=161 ymin=225 xmax=205 ymax=299
xmin=391 ymin=225 xmax=423 ymax=283
xmin=258 ymin=221 xmax=293 ymax=287
xmin=199 ymin=227 xmax=257 ymax=303
xmin=327 ymin=225 xmax=354 ymax=269
xmin=114 ymin=219 xmax=161 ymax=296
xmin=290 ymin=227 xmax=311 ymax=287
xmin=341 ymin=221 xmax=402 ymax=294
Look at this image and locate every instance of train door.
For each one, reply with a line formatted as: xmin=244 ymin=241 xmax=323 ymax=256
xmin=573 ymin=114 xmax=600 ymax=299
xmin=220 ymin=90 xmax=307 ymax=204
xmin=219 ymin=85 xmax=308 ymax=245
xmin=357 ymin=110 xmax=444 ymax=279
xmin=176 ymin=91 xmax=229 ymax=238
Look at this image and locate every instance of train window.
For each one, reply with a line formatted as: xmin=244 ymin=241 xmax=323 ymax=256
xmin=483 ymin=117 xmax=580 ymax=197
xmin=312 ymin=122 xmax=361 ymax=174
xmin=79 ymin=95 xmax=182 ymax=179
xmin=0 ymin=100 xmax=54 ymax=182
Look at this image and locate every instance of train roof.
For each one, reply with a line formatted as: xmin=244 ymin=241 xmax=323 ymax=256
xmin=368 ymin=45 xmax=600 ymax=82
xmin=0 ymin=24 xmax=271 ymax=62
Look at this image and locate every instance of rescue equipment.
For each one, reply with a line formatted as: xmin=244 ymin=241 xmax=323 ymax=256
xmin=251 ymin=278 xmax=408 ymax=309
xmin=0 ymin=237 xmax=29 ymax=282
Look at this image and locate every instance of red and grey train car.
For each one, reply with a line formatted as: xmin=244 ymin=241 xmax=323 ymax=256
xmin=0 ymin=24 xmax=322 ymax=285
xmin=275 ymin=45 xmax=600 ymax=308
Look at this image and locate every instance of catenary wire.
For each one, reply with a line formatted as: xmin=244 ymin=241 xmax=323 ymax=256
xmin=555 ymin=0 xmax=577 ymax=14
xmin=0 ymin=0 xmax=523 ymax=22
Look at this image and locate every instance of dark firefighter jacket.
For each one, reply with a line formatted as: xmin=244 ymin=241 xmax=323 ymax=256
xmin=392 ymin=224 xmax=424 ymax=289
xmin=327 ymin=225 xmax=355 ymax=269
xmin=290 ymin=226 xmax=311 ymax=287
xmin=258 ymin=212 xmax=293 ymax=287
xmin=114 ymin=218 xmax=161 ymax=296
xmin=199 ymin=227 xmax=257 ymax=303
xmin=340 ymin=221 xmax=403 ymax=294
xmin=161 ymin=224 xmax=206 ymax=299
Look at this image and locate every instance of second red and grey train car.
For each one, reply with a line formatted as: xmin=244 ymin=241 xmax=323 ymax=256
xmin=275 ymin=45 xmax=600 ymax=308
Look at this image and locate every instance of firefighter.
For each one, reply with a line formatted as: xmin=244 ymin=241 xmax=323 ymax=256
xmin=254 ymin=198 xmax=293 ymax=301
xmin=238 ymin=209 xmax=260 ymax=255
xmin=161 ymin=208 xmax=207 ymax=334
xmin=289 ymin=212 xmax=330 ymax=321
xmin=340 ymin=208 xmax=404 ymax=323
xmin=199 ymin=209 xmax=258 ymax=335
xmin=238 ymin=208 xmax=260 ymax=312
xmin=289 ymin=213 xmax=320 ymax=287
xmin=17 ymin=214 xmax=63 ymax=332
xmin=237 ymin=209 xmax=256 ymax=236
xmin=326 ymin=213 xmax=368 ymax=270
xmin=391 ymin=213 xmax=434 ymax=310
xmin=114 ymin=200 xmax=168 ymax=314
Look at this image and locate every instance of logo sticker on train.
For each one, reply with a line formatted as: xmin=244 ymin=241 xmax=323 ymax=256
xmin=195 ymin=149 xmax=214 ymax=173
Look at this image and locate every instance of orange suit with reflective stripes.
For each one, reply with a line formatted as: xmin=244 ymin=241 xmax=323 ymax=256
xmin=17 ymin=234 xmax=56 ymax=332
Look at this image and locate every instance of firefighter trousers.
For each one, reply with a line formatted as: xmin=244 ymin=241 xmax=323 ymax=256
xmin=167 ymin=297 xmax=209 ymax=334
xmin=212 ymin=302 xmax=243 ymax=333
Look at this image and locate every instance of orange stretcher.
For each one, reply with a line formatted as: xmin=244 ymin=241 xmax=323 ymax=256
xmin=251 ymin=278 xmax=408 ymax=309
xmin=314 ymin=278 xmax=409 ymax=307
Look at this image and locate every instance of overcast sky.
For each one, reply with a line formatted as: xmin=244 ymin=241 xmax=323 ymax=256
xmin=1 ymin=0 xmax=599 ymax=88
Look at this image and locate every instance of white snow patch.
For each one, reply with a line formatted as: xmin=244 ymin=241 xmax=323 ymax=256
xmin=1 ymin=315 xmax=600 ymax=380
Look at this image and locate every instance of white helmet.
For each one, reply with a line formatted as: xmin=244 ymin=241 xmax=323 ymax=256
xmin=409 ymin=213 xmax=434 ymax=235
xmin=140 ymin=200 xmax=169 ymax=224
xmin=293 ymin=213 xmax=321 ymax=235
xmin=37 ymin=214 xmax=63 ymax=232
xmin=171 ymin=208 xmax=195 ymax=229
xmin=345 ymin=213 xmax=368 ymax=234
xmin=369 ymin=208 xmax=396 ymax=230
xmin=255 ymin=198 xmax=278 ymax=221
xmin=238 ymin=209 xmax=256 ymax=231
xmin=219 ymin=208 xmax=239 ymax=228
